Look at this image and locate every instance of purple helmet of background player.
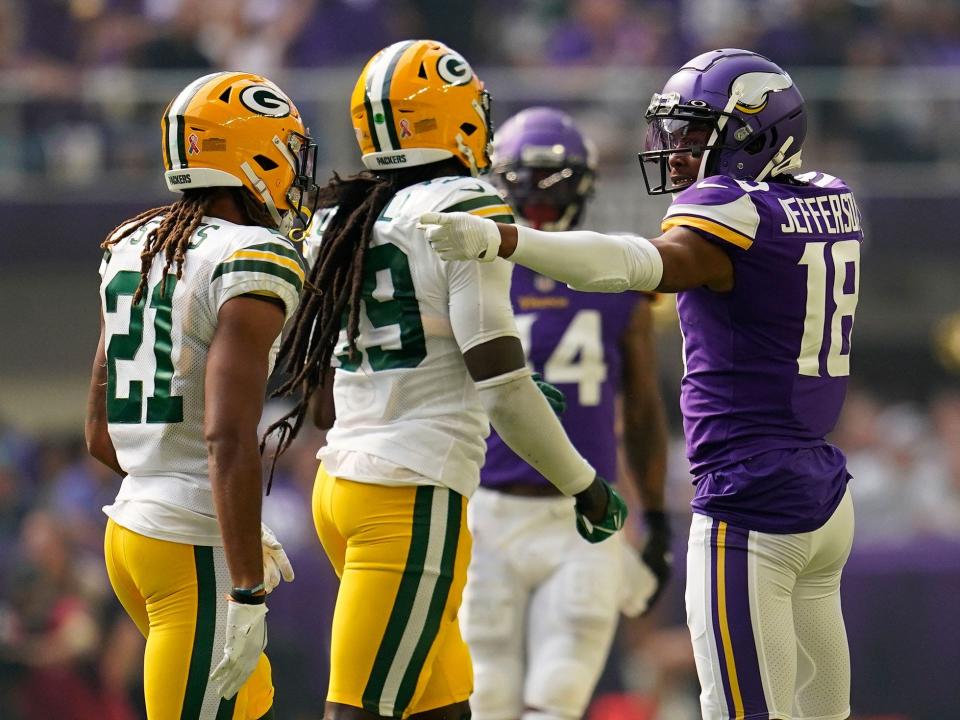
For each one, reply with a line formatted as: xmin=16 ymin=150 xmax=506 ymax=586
xmin=491 ymin=107 xmax=596 ymax=231
xmin=639 ymin=49 xmax=806 ymax=194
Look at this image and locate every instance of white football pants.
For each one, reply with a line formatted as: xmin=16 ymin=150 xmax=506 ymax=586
xmin=461 ymin=487 xmax=652 ymax=720
xmin=686 ymin=488 xmax=855 ymax=720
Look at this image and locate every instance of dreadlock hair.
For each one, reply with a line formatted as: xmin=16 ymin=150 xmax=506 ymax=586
xmin=101 ymin=187 xmax=277 ymax=304
xmin=265 ymin=158 xmax=467 ymax=459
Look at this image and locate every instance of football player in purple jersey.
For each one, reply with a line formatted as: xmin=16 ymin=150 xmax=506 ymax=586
xmin=421 ymin=49 xmax=862 ymax=720
xmin=460 ymin=107 xmax=671 ymax=720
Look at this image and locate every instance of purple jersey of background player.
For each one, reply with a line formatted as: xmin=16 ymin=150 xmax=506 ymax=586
xmin=666 ymin=171 xmax=863 ymax=533
xmin=482 ymin=266 xmax=647 ymax=488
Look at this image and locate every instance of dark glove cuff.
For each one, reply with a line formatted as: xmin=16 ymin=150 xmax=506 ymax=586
xmin=230 ymin=584 xmax=267 ymax=605
xmin=574 ymin=475 xmax=609 ymax=516
xmin=643 ymin=509 xmax=671 ymax=536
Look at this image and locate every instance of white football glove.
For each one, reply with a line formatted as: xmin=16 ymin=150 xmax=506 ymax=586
xmin=417 ymin=212 xmax=501 ymax=262
xmin=209 ymin=600 xmax=268 ymax=700
xmin=261 ymin=523 xmax=294 ymax=594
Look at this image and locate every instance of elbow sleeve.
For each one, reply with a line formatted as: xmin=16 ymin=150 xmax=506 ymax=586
xmin=513 ymin=226 xmax=663 ymax=292
xmin=476 ymin=369 xmax=595 ymax=496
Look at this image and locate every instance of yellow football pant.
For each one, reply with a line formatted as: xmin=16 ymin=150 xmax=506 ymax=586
xmin=313 ymin=466 xmax=473 ymax=719
xmin=104 ymin=519 xmax=274 ymax=720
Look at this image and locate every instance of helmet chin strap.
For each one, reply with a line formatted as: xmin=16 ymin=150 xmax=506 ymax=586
xmin=272 ymin=134 xmax=299 ymax=174
xmin=756 ymin=136 xmax=800 ymax=181
xmin=240 ymin=161 xmax=284 ymax=228
xmin=455 ymin=133 xmax=479 ymax=177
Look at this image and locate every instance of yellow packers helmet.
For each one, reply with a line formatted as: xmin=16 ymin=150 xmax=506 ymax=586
xmin=351 ymin=40 xmax=493 ymax=176
xmin=161 ymin=71 xmax=318 ymax=228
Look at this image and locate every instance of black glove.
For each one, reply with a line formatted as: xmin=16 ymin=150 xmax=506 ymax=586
xmin=640 ymin=510 xmax=672 ymax=612
xmin=532 ymin=372 xmax=566 ymax=415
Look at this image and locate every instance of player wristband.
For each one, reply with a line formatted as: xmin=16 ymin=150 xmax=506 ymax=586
xmin=230 ymin=583 xmax=267 ymax=605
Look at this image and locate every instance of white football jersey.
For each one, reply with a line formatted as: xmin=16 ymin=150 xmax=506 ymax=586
xmin=100 ymin=215 xmax=304 ymax=545
xmin=307 ymin=176 xmax=518 ymax=498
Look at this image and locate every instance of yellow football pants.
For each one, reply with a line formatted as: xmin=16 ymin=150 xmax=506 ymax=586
xmin=104 ymin=519 xmax=274 ymax=720
xmin=313 ymin=465 xmax=473 ymax=719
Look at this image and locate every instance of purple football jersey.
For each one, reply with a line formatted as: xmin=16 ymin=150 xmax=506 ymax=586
xmin=664 ymin=172 xmax=863 ymax=533
xmin=482 ymin=266 xmax=648 ymax=488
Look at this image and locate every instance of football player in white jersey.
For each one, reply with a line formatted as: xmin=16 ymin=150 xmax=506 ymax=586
xmin=84 ymin=72 xmax=317 ymax=719
xmin=265 ymin=40 xmax=627 ymax=720
xmin=461 ymin=107 xmax=671 ymax=720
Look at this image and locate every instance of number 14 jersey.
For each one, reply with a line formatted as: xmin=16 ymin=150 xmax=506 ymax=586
xmin=667 ymin=172 xmax=863 ymax=533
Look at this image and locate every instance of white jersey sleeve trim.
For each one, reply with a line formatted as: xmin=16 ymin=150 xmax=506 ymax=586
xmin=208 ymin=236 xmax=305 ymax=320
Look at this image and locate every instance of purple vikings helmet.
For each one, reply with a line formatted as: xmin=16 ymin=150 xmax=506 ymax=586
xmin=491 ymin=107 xmax=597 ymax=231
xmin=640 ymin=49 xmax=806 ymax=194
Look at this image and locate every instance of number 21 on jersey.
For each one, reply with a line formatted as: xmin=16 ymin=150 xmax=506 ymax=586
xmin=104 ymin=270 xmax=184 ymax=424
xmin=797 ymin=239 xmax=860 ymax=377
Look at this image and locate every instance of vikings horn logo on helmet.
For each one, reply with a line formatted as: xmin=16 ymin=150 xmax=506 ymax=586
xmin=731 ymin=72 xmax=795 ymax=114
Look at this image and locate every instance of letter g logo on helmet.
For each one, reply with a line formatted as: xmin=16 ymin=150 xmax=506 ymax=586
xmin=436 ymin=52 xmax=473 ymax=86
xmin=239 ymin=85 xmax=291 ymax=118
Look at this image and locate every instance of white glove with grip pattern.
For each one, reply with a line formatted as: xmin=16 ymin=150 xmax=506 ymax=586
xmin=417 ymin=212 xmax=501 ymax=262
xmin=209 ymin=600 xmax=267 ymax=700
xmin=261 ymin=523 xmax=294 ymax=594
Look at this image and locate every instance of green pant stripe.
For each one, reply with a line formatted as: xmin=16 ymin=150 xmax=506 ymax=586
xmin=181 ymin=546 xmax=216 ymax=720
xmin=362 ymin=486 xmax=435 ymax=714
xmin=393 ymin=491 xmax=462 ymax=713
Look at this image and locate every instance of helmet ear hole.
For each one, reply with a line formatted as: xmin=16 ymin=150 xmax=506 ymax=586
xmin=418 ymin=62 xmax=428 ymax=79
xmin=254 ymin=154 xmax=279 ymax=171
xmin=744 ymin=134 xmax=766 ymax=155
xmin=460 ymin=122 xmax=478 ymax=136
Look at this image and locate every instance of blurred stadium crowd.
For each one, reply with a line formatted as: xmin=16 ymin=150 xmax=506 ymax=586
xmin=2 ymin=0 xmax=959 ymax=182
xmin=7 ymin=0 xmax=960 ymax=73
xmin=1 ymin=1 xmax=959 ymax=719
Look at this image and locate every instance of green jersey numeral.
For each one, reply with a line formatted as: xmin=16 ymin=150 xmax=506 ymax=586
xmin=337 ymin=244 xmax=427 ymax=372
xmin=104 ymin=271 xmax=184 ymax=423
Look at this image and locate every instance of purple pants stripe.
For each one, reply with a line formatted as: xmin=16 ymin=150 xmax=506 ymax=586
xmin=710 ymin=520 xmax=769 ymax=719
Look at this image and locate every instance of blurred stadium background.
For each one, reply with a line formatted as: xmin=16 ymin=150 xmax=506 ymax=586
xmin=0 ymin=0 xmax=958 ymax=718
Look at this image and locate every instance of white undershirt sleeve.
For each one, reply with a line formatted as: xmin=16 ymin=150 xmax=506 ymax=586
xmin=446 ymin=256 xmax=519 ymax=352
xmin=512 ymin=225 xmax=664 ymax=292
xmin=445 ymin=257 xmax=596 ymax=496
xmin=474 ymin=368 xmax=596 ymax=496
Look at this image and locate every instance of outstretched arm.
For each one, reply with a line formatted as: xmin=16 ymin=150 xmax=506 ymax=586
xmin=419 ymin=212 xmax=733 ymax=293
